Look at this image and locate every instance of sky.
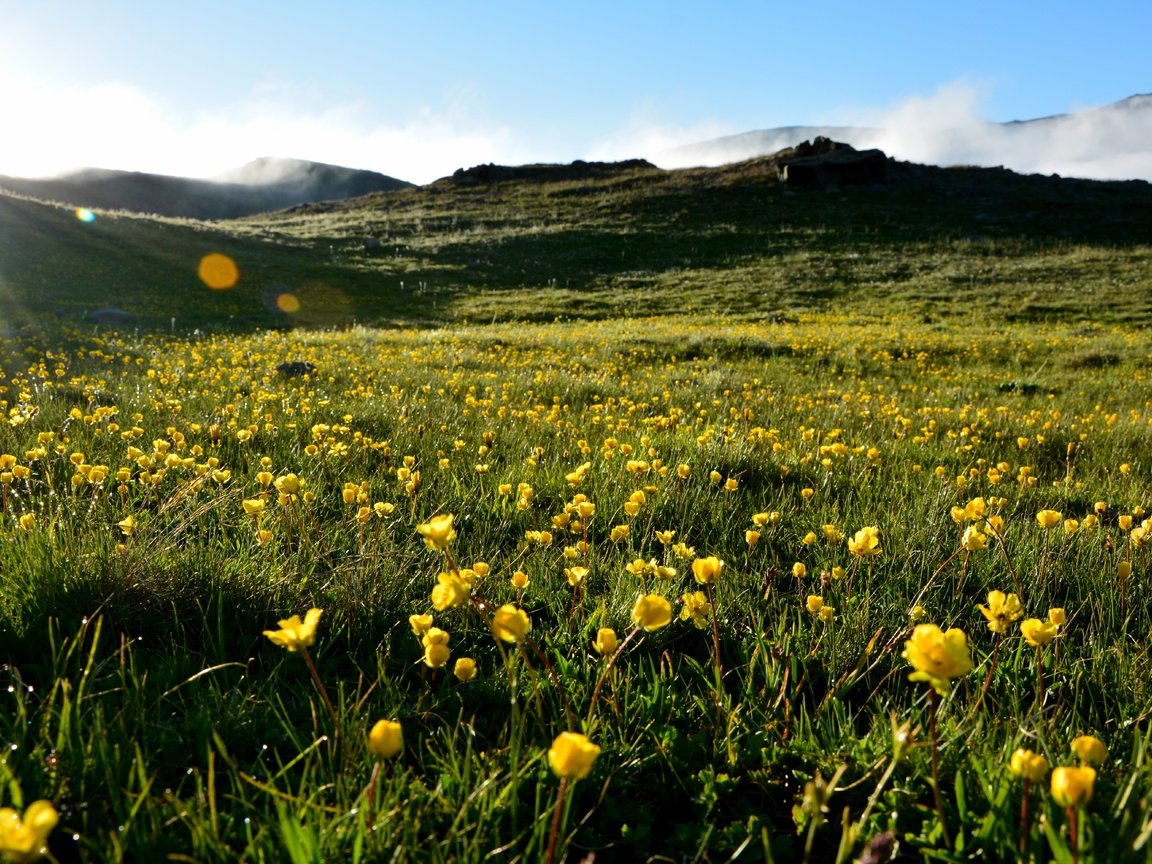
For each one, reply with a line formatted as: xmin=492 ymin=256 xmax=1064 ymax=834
xmin=1 ymin=1 xmax=1150 ymax=185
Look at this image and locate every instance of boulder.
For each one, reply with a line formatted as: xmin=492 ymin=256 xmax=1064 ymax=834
xmin=778 ymin=138 xmax=888 ymax=188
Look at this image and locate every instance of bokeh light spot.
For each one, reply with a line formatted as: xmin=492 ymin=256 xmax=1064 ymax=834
xmin=276 ymin=293 xmax=301 ymax=314
xmin=75 ymin=208 xmax=96 ymax=223
xmin=198 ymin=253 xmax=240 ymax=290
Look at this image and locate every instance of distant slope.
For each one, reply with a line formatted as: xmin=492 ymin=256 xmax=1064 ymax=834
xmin=657 ymin=93 xmax=1152 ymax=182
xmin=3 ymin=151 xmax=1152 ymax=339
xmin=0 ymin=157 xmax=413 ymax=220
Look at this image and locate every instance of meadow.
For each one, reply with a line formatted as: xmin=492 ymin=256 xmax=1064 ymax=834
xmin=2 ymin=159 xmax=1152 ymax=862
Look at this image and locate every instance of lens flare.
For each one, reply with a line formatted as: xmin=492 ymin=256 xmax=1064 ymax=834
xmin=276 ymin=293 xmax=301 ymax=314
xmin=75 ymin=208 xmax=96 ymax=223
xmin=198 ymin=253 xmax=239 ymax=290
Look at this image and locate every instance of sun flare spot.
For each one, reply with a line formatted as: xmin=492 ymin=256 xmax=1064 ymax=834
xmin=276 ymin=293 xmax=301 ymax=313
xmin=75 ymin=208 xmax=96 ymax=223
xmin=198 ymin=253 xmax=239 ymax=290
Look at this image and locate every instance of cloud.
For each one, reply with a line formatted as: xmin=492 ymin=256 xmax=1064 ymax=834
xmin=852 ymin=82 xmax=1152 ymax=182
xmin=586 ymin=113 xmax=736 ymax=164
xmin=0 ymin=72 xmax=528 ymax=184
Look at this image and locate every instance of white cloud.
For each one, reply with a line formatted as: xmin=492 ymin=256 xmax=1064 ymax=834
xmin=586 ymin=114 xmax=735 ymax=164
xmin=852 ymin=82 xmax=1152 ymax=182
xmin=0 ymin=72 xmax=528 ymax=184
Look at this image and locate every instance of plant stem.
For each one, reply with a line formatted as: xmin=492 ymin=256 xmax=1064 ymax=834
xmin=973 ymin=631 xmax=1003 ymax=714
xmin=928 ymin=689 xmax=952 ymax=850
xmin=586 ymin=626 xmax=642 ymax=727
xmin=1018 ymin=778 xmax=1031 ymax=858
xmin=545 ymin=777 xmax=569 ymax=864
xmin=300 ymin=646 xmax=340 ymax=736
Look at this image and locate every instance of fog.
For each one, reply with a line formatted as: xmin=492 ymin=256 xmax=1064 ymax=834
xmin=653 ymin=85 xmax=1152 ymax=183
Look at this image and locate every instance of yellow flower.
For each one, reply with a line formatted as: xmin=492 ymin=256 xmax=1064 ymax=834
xmin=792 ymin=562 xmax=807 ymax=579
xmin=691 ymin=556 xmax=724 ymax=585
xmin=632 ymin=594 xmax=672 ymax=631
xmin=977 ymin=590 xmax=1023 ymax=634
xmin=416 ymin=514 xmax=456 ymax=551
xmin=117 ymin=514 xmax=137 ymax=536
xmin=802 ymin=531 xmax=817 ymax=546
xmin=17 ymin=513 xmax=36 ymax=531
xmin=409 ymin=613 xmax=433 ymax=635
xmin=453 ymin=657 xmax=477 ymax=683
xmin=848 ymin=526 xmax=881 ymax=558
xmin=903 ymin=624 xmax=973 ymax=695
xmin=1035 ymin=509 xmax=1063 ymax=530
xmin=242 ymin=498 xmax=266 ymax=517
xmin=1063 ymin=518 xmax=1080 ymax=535
xmin=593 ymin=627 xmax=618 ymax=657
xmin=1071 ymin=735 xmax=1107 ymax=766
xmin=655 ymin=529 xmax=675 ymax=545
xmin=1117 ymin=560 xmax=1132 ymax=580
xmin=547 ymin=732 xmax=600 ymax=781
xmin=1009 ymin=748 xmax=1049 ymax=783
xmin=367 ymin=719 xmax=403 ymax=760
xmin=421 ymin=627 xmax=451 ymax=668
xmin=961 ymin=524 xmax=988 ymax=552
xmin=431 ymin=571 xmax=470 ymax=610
xmin=1050 ymin=765 xmax=1096 ymax=808
xmin=1020 ymin=618 xmax=1058 ymax=647
xmin=491 ymin=604 xmax=531 ymax=643
xmin=745 ymin=529 xmax=761 ymax=548
xmin=819 ymin=605 xmax=835 ymax=622
xmin=609 ymin=524 xmax=630 ymax=542
xmin=263 ymin=608 xmax=323 ymax=652
xmin=511 ymin=569 xmax=529 ymax=589
xmin=1048 ymin=608 xmax=1066 ymax=628
xmin=679 ymin=591 xmax=712 ymax=629
xmin=0 ymin=799 xmax=58 ymax=862
xmin=564 ymin=566 xmax=589 ymax=587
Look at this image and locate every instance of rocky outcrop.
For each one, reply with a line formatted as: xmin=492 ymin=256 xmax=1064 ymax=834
xmin=776 ymin=137 xmax=889 ymax=188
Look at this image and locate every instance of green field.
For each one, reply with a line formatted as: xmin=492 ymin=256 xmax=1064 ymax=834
xmin=2 ymin=160 xmax=1152 ymax=862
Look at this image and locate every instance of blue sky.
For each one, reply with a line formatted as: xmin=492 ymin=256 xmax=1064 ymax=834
xmin=1 ymin=1 xmax=1149 ymax=183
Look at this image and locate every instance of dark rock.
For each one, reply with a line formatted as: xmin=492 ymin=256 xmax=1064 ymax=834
xmin=777 ymin=138 xmax=889 ymax=188
xmin=276 ymin=361 xmax=316 ymax=377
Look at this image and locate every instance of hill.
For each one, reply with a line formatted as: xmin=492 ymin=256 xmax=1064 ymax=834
xmin=659 ymin=93 xmax=1152 ymax=182
xmin=0 ymin=157 xmax=413 ymax=220
xmin=1 ymin=146 xmax=1151 ymax=340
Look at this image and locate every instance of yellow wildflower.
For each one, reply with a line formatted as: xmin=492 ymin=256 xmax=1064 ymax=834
xmin=263 ymin=608 xmax=323 ymax=652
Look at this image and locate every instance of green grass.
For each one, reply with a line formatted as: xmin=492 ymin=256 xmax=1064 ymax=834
xmin=2 ymin=159 xmax=1152 ymax=861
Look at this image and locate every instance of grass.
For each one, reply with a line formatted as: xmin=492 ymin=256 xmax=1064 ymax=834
xmin=1 ymin=158 xmax=1152 ymax=861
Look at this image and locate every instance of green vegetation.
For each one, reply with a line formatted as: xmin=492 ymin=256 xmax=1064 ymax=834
xmin=1 ymin=159 xmax=1152 ymax=862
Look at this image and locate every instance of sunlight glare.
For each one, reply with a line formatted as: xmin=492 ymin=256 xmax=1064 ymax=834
xmin=198 ymin=253 xmax=239 ymax=290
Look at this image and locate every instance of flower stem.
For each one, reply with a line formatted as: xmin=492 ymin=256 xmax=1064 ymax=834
xmin=300 ymin=646 xmax=341 ymax=736
xmin=1019 ymin=778 xmax=1031 ymax=858
xmin=973 ymin=631 xmax=1003 ymax=713
xmin=586 ymin=626 xmax=642 ymax=727
xmin=928 ymin=689 xmax=952 ymax=850
xmin=544 ymin=777 xmax=570 ymax=864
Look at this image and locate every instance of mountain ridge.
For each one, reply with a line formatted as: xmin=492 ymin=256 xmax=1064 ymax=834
xmin=0 ymin=157 xmax=413 ymax=220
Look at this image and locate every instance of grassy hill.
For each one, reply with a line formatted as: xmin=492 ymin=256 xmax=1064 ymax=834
xmin=0 ymin=158 xmax=413 ymax=221
xmin=2 ymin=151 xmax=1151 ymax=343
xmin=3 ymin=149 xmax=1152 ymax=862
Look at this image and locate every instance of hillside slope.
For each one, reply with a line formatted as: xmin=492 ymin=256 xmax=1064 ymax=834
xmin=2 ymin=150 xmax=1151 ymax=337
xmin=0 ymin=157 xmax=413 ymax=220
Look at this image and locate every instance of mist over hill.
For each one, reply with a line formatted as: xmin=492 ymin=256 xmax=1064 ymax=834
xmin=656 ymin=93 xmax=1152 ymax=182
xmin=0 ymin=157 xmax=413 ymax=220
